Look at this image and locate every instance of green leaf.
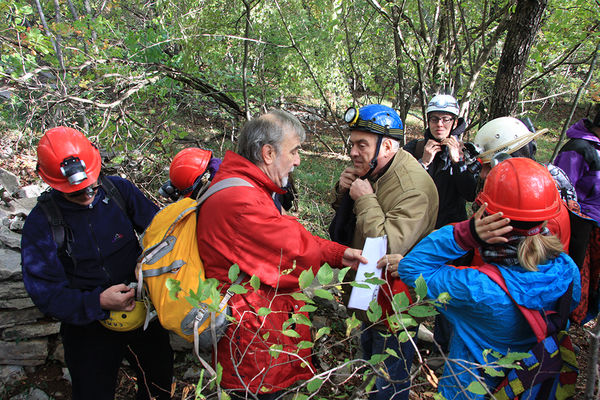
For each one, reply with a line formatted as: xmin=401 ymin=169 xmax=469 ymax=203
xmin=437 ymin=292 xmax=451 ymax=304
xmin=483 ymin=366 xmax=506 ymax=377
xmin=407 ymin=305 xmax=438 ymax=318
xmin=262 ymin=332 xmax=270 ymax=340
xmin=313 ymin=288 xmax=334 ymax=300
xmin=282 ymin=329 xmax=301 ymax=338
xmin=315 ymin=326 xmax=330 ymax=340
xmin=291 ymin=292 xmax=313 ymax=303
xmin=269 ymin=344 xmax=283 ymax=359
xmin=392 ymin=292 xmax=410 ymax=312
xmin=338 ymin=267 xmax=351 ymax=283
xmin=250 ymin=275 xmax=261 ymax=292
xmin=297 ymin=340 xmax=314 ymax=349
xmin=366 ymin=300 xmax=382 ymax=322
xmin=228 ymin=264 xmax=240 ymax=283
xmin=299 ymin=304 xmax=317 ymax=312
xmin=349 ymin=282 xmax=371 ymax=289
xmin=228 ymin=284 xmax=248 ymax=294
xmin=299 ymin=268 xmax=315 ymax=290
xmin=369 ymin=353 xmax=389 ymax=364
xmin=364 ymin=277 xmax=386 ymax=285
xmin=385 ymin=348 xmax=399 ymax=358
xmin=345 ymin=314 xmax=361 ymax=336
xmin=258 ymin=307 xmax=271 ymax=316
xmin=316 ymin=263 xmax=334 ymax=285
xmin=415 ymin=275 xmax=428 ymax=300
xmin=292 ymin=313 xmax=312 ymax=326
xmin=466 ymin=381 xmax=487 ymax=395
xmin=165 ymin=278 xmax=181 ymax=300
xmin=216 ymin=362 xmax=223 ymax=386
xmin=307 ymin=377 xmax=324 ymax=393
xmin=292 ymin=394 xmax=309 ymax=400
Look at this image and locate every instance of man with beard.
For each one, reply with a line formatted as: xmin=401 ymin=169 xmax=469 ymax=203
xmin=196 ymin=109 xmax=367 ymax=399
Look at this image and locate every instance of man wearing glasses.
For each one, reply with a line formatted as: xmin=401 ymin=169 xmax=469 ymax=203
xmin=21 ymin=127 xmax=173 ymax=400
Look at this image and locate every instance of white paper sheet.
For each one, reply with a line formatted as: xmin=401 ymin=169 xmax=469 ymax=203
xmin=347 ymin=236 xmax=388 ymax=311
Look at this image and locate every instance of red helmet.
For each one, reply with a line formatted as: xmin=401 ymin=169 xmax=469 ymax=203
xmin=476 ymin=158 xmax=561 ymax=222
xmin=169 ymin=148 xmax=212 ymax=194
xmin=36 ymin=127 xmax=101 ymax=193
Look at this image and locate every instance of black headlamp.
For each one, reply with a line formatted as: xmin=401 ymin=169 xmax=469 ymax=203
xmin=158 ymin=180 xmax=181 ymax=202
xmin=60 ymin=156 xmax=88 ymax=186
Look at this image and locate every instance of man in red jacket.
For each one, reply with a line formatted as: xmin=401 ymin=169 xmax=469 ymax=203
xmin=196 ymin=109 xmax=367 ymax=399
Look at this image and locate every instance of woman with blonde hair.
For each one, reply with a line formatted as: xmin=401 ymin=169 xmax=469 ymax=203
xmin=388 ymin=157 xmax=581 ymax=399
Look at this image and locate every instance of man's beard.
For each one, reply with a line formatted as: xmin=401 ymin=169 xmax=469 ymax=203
xmin=282 ymin=167 xmax=294 ymax=188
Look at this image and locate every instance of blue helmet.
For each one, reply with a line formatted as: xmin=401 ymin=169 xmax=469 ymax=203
xmin=344 ymin=104 xmax=404 ymax=141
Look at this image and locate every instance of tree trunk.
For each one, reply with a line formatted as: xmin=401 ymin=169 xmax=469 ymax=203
xmin=488 ymin=0 xmax=547 ymax=120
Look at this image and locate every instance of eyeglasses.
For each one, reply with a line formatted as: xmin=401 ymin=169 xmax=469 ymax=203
xmin=429 ymin=116 xmax=455 ymax=125
xmin=65 ymin=184 xmax=101 ymax=198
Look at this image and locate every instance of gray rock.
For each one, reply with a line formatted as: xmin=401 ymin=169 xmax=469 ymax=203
xmin=0 ymin=365 xmax=26 ymax=384
xmin=62 ymin=367 xmax=71 ymax=383
xmin=0 ymin=248 xmax=22 ymax=280
xmin=5 ymin=197 xmax=39 ymax=218
xmin=0 ymin=308 xmax=44 ymax=329
xmin=0 ymin=338 xmax=47 ymax=366
xmin=0 ymin=169 xmax=19 ymax=195
xmin=2 ymin=321 xmax=60 ymax=340
xmin=0 ymin=297 xmax=35 ymax=310
xmin=15 ymin=185 xmax=44 ymax=200
xmin=9 ymin=387 xmax=50 ymax=400
xmin=0 ymin=281 xmax=29 ymax=300
xmin=8 ymin=219 xmax=24 ymax=231
xmin=52 ymin=342 xmax=64 ymax=364
xmin=182 ymin=366 xmax=202 ymax=380
xmin=0 ymin=226 xmax=21 ymax=249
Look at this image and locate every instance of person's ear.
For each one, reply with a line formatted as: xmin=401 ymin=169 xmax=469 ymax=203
xmin=261 ymin=144 xmax=276 ymax=165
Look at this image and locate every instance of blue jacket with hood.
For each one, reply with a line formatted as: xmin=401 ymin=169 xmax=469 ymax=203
xmin=397 ymin=223 xmax=581 ymax=400
xmin=21 ymin=176 xmax=158 ymax=326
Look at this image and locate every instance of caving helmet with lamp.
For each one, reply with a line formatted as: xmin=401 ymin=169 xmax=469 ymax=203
xmin=472 ymin=117 xmax=547 ymax=164
xmin=36 ymin=126 xmax=102 ymax=193
xmin=476 ymin=158 xmax=561 ymax=223
xmin=426 ymin=94 xmax=460 ymax=117
xmin=159 ymin=148 xmax=213 ymax=201
xmin=99 ymin=300 xmax=147 ymax=332
xmin=343 ymin=104 xmax=404 ymax=178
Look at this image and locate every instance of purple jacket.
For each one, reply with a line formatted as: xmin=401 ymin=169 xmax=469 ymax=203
xmin=553 ymin=119 xmax=600 ymax=222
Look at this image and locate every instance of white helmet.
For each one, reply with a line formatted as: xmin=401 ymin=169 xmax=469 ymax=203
xmin=473 ymin=117 xmax=546 ymax=163
xmin=426 ymin=94 xmax=460 ymax=117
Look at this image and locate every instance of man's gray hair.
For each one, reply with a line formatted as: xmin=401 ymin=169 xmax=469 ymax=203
xmin=238 ymin=110 xmax=306 ymax=165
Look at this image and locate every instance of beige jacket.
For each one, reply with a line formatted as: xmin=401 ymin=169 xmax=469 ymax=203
xmin=335 ymin=149 xmax=439 ymax=254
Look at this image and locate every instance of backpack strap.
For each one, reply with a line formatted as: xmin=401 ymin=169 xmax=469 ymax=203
xmin=100 ymin=175 xmax=128 ymax=216
xmin=37 ymin=191 xmax=77 ymax=267
xmin=478 ymin=264 xmax=573 ymax=342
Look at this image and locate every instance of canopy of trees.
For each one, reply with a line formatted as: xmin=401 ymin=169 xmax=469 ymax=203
xmin=1 ymin=0 xmax=599 ymax=147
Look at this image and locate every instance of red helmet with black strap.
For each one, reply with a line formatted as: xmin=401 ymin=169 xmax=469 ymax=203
xmin=169 ymin=148 xmax=212 ymax=193
xmin=36 ymin=126 xmax=101 ymax=193
xmin=476 ymin=157 xmax=561 ymax=222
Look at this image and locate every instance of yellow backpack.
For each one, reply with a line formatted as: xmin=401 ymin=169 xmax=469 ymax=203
xmin=136 ymin=178 xmax=251 ymax=353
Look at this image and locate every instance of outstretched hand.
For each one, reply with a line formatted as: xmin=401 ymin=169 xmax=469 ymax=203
xmin=473 ymin=202 xmax=513 ymax=244
xmin=342 ymin=248 xmax=368 ymax=270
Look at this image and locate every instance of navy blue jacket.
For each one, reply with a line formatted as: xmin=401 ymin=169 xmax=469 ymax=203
xmin=21 ymin=176 xmax=158 ymax=325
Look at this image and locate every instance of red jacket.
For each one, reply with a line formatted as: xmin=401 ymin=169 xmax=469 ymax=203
xmin=197 ymin=151 xmax=348 ymax=393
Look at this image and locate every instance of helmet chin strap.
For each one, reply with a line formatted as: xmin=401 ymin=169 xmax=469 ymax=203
xmin=360 ymin=135 xmax=384 ymax=179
